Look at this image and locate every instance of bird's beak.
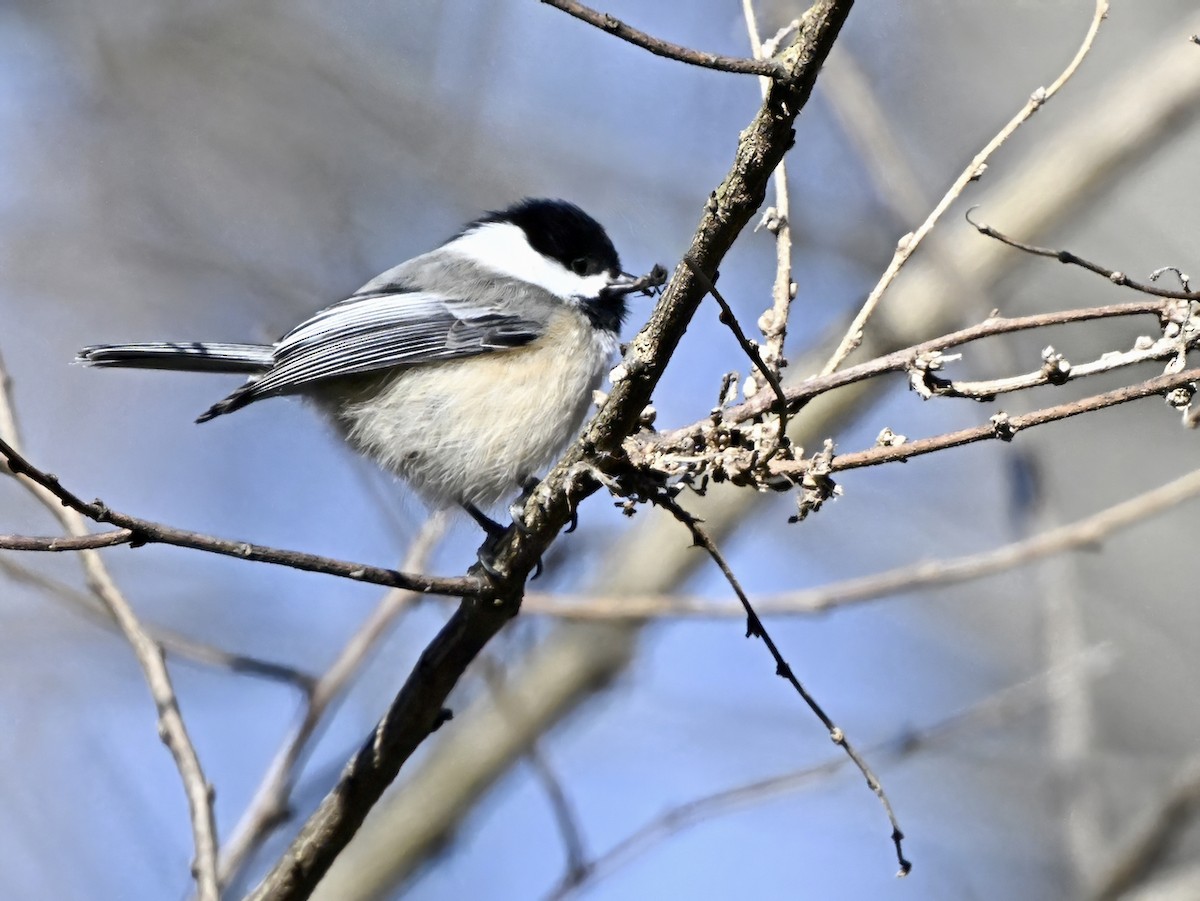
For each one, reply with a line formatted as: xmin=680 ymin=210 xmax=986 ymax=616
xmin=601 ymin=271 xmax=642 ymax=297
xmin=600 ymin=265 xmax=669 ymax=298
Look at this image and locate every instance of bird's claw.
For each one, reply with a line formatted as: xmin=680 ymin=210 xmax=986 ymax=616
xmin=509 ymin=499 xmax=532 ymax=533
xmin=467 ymin=502 xmax=543 ymax=580
xmin=476 ymin=545 xmax=504 ymax=581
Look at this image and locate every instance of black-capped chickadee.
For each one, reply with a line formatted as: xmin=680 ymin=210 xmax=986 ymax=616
xmin=79 ymin=199 xmax=665 ymax=533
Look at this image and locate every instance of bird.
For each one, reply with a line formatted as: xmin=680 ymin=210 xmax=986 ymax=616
xmin=77 ymin=199 xmax=664 ymax=540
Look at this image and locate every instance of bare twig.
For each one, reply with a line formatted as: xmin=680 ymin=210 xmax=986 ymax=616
xmin=480 ymin=656 xmax=589 ymax=884
xmin=0 ymin=437 xmax=476 ymax=598
xmin=820 ymin=0 xmax=1110 ymax=375
xmin=0 ymin=555 xmax=315 ymax=689
xmin=683 ymin=256 xmax=789 ymax=448
xmin=215 ymin=513 xmax=447 ymax=889
xmin=526 ymin=744 xmax=589 ymax=884
xmin=1150 ymin=266 xmax=1193 ymax=293
xmin=649 ymin=300 xmax=1178 ymax=449
xmin=546 ymin=648 xmax=1112 ymax=900
xmin=0 ymin=530 xmax=134 ymax=551
xmin=630 ymin=366 xmax=1200 ymax=508
xmin=1092 ymin=754 xmax=1200 ymax=900
xmin=650 ymin=491 xmax=910 ymax=876
xmin=522 ymin=464 xmax=1200 ymax=621
xmin=742 ymin=1 xmax=798 ymax=383
xmin=818 ymin=367 xmax=1200 ymax=474
xmin=0 ymin=355 xmax=220 ymax=900
xmin=540 ymin=0 xmax=786 ymax=79
xmin=968 ymin=212 xmax=1200 ymax=301
xmin=920 ymin=325 xmax=1197 ymax=402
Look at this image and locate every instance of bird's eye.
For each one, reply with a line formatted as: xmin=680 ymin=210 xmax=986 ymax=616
xmin=570 ymin=258 xmax=590 ymax=276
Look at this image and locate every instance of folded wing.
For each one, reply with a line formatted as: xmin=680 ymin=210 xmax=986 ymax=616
xmin=198 ymin=289 xmax=545 ymax=422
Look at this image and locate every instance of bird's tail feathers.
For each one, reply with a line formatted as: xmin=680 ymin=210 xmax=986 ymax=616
xmin=76 ymin=342 xmax=273 ymax=374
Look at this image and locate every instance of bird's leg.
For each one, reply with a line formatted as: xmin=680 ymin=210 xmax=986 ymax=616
xmin=464 ymin=502 xmax=506 ymax=540
xmin=463 ymin=501 xmax=543 ymax=581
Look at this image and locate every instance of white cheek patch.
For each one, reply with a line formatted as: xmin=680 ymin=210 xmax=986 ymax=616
xmin=446 ymin=222 xmax=611 ymax=301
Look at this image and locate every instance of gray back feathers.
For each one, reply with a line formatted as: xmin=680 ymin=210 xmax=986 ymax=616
xmin=197 ymin=251 xmax=559 ymax=420
xmin=78 ymin=248 xmax=570 ymax=423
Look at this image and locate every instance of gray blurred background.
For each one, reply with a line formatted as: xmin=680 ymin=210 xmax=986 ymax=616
xmin=2 ymin=1 xmax=1199 ymax=899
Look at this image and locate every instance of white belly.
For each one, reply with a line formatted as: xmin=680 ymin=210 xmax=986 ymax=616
xmin=325 ymin=309 xmax=616 ymax=509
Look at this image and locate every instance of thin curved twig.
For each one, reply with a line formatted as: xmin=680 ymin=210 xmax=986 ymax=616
xmin=0 ymin=530 xmax=133 ymax=551
xmin=0 ymin=436 xmax=477 ymax=598
xmin=742 ymin=2 xmax=799 ymax=383
xmin=479 ymin=656 xmax=589 ymax=885
xmin=1092 ymin=754 xmax=1200 ymax=900
xmin=522 ymin=465 xmax=1200 ymax=619
xmin=819 ymin=367 xmax=1200 ymax=474
xmin=546 ymin=648 xmax=1112 ymax=900
xmin=819 ymin=0 xmax=1110 ymax=375
xmin=627 ymin=365 xmax=1200 ymax=514
xmin=650 ymin=490 xmax=910 ymax=876
xmin=0 ymin=356 xmax=219 ymax=900
xmin=648 ymin=299 xmax=1175 ymax=450
xmin=967 ymin=211 xmax=1200 ymax=301
xmin=540 ymin=0 xmax=786 ymax=79
xmin=683 ymin=256 xmax=789 ymax=446
xmin=0 ymin=555 xmax=315 ymax=689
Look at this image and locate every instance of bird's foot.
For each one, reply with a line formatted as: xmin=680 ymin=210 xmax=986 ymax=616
xmin=464 ymin=502 xmax=543 ymax=581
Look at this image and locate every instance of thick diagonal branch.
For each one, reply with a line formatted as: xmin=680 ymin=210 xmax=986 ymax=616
xmin=246 ymin=4 xmax=855 ymax=899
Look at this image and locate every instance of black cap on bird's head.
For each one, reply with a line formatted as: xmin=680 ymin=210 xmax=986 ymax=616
xmin=478 ymin=198 xmax=623 ymax=280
